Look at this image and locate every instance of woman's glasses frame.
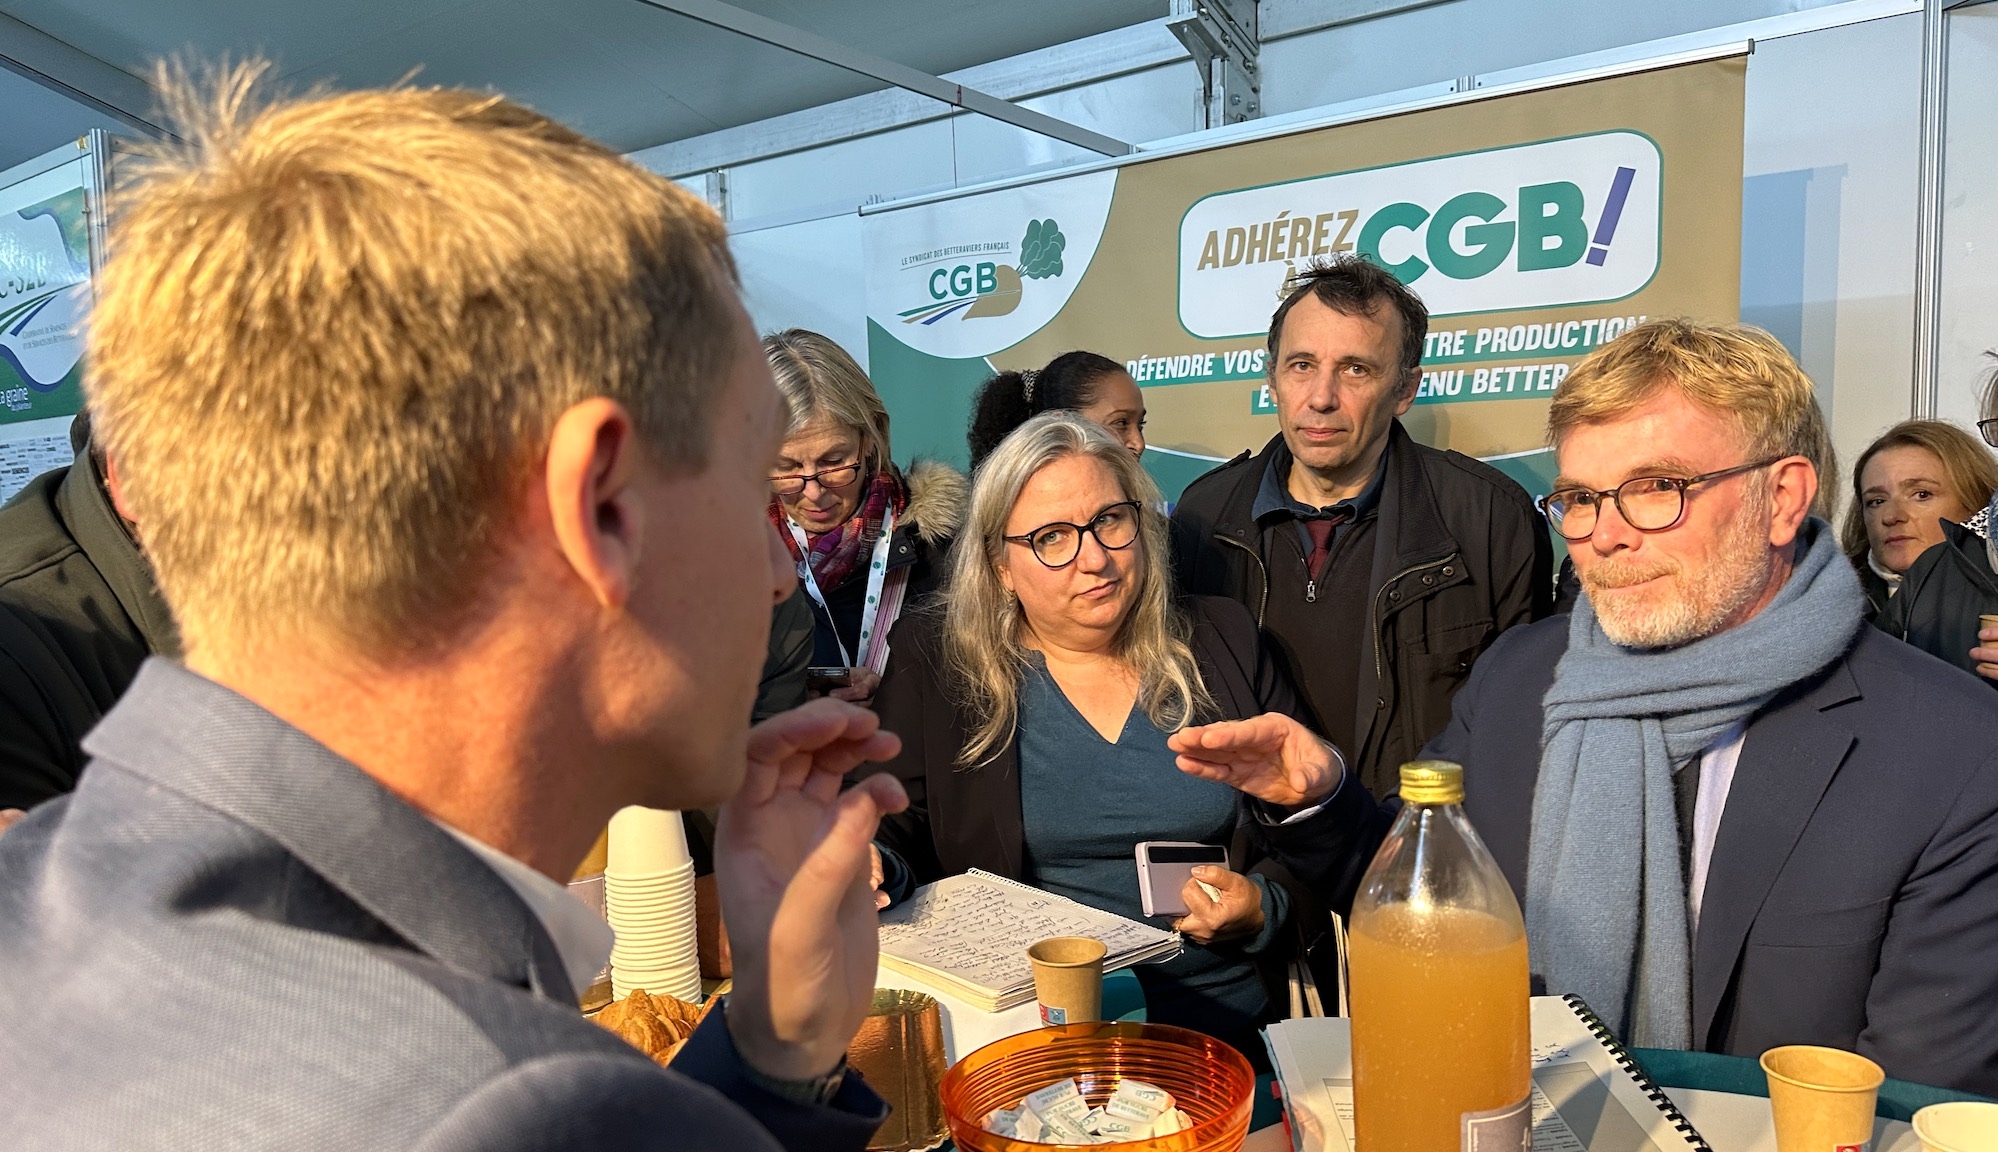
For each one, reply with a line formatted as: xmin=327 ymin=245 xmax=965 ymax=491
xmin=1004 ymin=500 xmax=1143 ymax=569
xmin=769 ymin=462 xmax=864 ymax=496
xmin=1979 ymin=418 xmax=1998 ymax=450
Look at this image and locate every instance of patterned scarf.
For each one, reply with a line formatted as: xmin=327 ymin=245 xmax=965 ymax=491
xmin=769 ymin=466 xmax=907 ymax=592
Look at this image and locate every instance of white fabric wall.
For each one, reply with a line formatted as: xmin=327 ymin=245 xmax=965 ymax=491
xmin=1939 ymin=3 xmax=1998 ymax=433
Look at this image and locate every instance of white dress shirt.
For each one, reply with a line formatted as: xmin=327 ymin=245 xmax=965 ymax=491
xmin=435 ymin=821 xmax=615 ymax=998
xmin=1687 ymin=720 xmax=1748 ymax=932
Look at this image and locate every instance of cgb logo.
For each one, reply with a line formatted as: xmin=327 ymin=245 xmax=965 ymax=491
xmin=896 ymin=219 xmax=1067 ymax=325
xmin=1177 ymin=132 xmax=1663 ymax=337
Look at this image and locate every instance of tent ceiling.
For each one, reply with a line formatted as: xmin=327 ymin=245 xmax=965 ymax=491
xmin=0 ymin=0 xmax=1163 ymax=152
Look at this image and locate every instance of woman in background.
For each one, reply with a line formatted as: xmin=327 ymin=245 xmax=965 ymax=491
xmin=765 ymin=329 xmax=964 ymax=704
xmin=1843 ymin=416 xmax=1998 ymax=682
xmin=967 ymin=351 xmax=1146 ymax=470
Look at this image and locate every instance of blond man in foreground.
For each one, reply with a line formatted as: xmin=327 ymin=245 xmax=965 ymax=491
xmin=0 ymin=71 xmax=907 ymax=1150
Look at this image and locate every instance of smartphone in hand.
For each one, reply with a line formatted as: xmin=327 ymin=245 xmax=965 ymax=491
xmin=1136 ymin=841 xmax=1230 ymax=917
xmin=805 ymin=666 xmax=853 ymax=693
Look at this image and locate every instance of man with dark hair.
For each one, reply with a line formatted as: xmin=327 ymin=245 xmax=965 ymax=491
xmin=1171 ymin=256 xmax=1553 ymax=809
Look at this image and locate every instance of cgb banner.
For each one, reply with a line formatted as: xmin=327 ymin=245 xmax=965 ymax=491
xmin=0 ymin=157 xmax=90 ymax=428
xmin=861 ymin=57 xmax=1745 ymax=500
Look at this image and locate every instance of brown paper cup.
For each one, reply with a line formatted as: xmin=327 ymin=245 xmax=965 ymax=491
xmin=1762 ymin=1046 xmax=1883 ymax=1152
xmin=1028 ymin=936 xmax=1106 ymax=1026
xmin=1914 ymin=1101 xmax=1998 ymax=1152
xmin=1979 ymin=614 xmax=1998 ymax=638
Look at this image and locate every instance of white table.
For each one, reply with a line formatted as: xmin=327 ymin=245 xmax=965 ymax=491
xmin=1233 ymin=1088 xmax=1923 ymax=1152
xmin=1661 ymin=1088 xmax=1919 ymax=1152
xmin=867 ymin=974 xmax=1933 ymax=1152
xmin=875 ymin=962 xmax=1045 ymax=1063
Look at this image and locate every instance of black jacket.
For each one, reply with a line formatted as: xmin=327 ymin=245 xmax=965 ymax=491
xmin=806 ymin=461 xmax=965 ymax=668
xmin=1416 ymin=615 xmax=1998 ymax=1094
xmin=1170 ymin=421 xmax=1554 ymax=797
xmin=1874 ymin=520 xmax=1998 ymax=685
xmin=0 ymin=427 xmax=178 ymax=811
xmin=857 ymin=595 xmax=1387 ymax=971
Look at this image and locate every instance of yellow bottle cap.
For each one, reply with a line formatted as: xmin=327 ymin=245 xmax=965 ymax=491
xmin=1399 ymin=760 xmax=1465 ymax=804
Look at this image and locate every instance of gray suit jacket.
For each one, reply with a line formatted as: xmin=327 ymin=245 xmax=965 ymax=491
xmin=0 ymin=659 xmax=888 ymax=1150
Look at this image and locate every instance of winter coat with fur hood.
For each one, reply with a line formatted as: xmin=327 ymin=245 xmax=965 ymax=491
xmin=805 ymin=459 xmax=966 ymax=669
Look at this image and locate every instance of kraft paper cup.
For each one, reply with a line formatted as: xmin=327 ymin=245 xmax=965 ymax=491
xmin=1762 ymin=1046 xmax=1883 ymax=1152
xmin=1914 ymin=1102 xmax=1998 ymax=1152
xmin=608 ymin=807 xmax=691 ymax=874
xmin=1028 ymin=936 xmax=1106 ymax=1026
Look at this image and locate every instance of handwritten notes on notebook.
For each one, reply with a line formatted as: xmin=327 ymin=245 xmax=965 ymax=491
xmin=878 ymin=870 xmax=1180 ymax=1011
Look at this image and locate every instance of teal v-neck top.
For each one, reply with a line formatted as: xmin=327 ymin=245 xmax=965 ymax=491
xmin=1015 ymin=658 xmax=1285 ymax=1044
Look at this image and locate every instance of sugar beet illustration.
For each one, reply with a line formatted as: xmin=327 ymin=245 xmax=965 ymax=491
xmin=1018 ymin=219 xmax=1066 ymax=280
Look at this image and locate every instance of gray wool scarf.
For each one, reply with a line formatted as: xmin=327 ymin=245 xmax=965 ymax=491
xmin=1526 ymin=519 xmax=1865 ymax=1048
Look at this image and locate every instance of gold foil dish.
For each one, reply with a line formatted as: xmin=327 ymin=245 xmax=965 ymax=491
xmin=848 ymin=989 xmax=949 ymax=1152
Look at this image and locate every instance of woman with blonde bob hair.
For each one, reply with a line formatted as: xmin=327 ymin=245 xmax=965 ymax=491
xmin=1842 ymin=419 xmax=1998 ymax=613
xmin=1856 ymin=394 xmax=1998 ymax=683
xmin=764 ymin=328 xmax=965 ymax=704
xmin=858 ymin=414 xmax=1377 ymax=1053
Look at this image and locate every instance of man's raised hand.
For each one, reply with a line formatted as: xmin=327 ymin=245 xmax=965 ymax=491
xmin=715 ymin=699 xmax=907 ymax=1083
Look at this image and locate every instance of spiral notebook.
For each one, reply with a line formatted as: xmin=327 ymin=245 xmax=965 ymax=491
xmin=876 ymin=869 xmax=1181 ymax=1012
xmin=1263 ymin=994 xmax=1710 ymax=1152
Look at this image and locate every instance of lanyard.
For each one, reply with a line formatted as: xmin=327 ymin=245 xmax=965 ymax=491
xmin=788 ymin=505 xmax=899 ymax=672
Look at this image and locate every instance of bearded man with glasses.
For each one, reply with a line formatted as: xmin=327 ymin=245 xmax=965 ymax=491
xmin=1395 ymin=320 xmax=1998 ymax=1094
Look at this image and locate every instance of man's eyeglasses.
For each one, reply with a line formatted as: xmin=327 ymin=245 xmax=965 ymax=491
xmin=1536 ymin=457 xmax=1785 ymax=542
xmin=769 ymin=463 xmax=863 ymax=496
xmin=1979 ymin=418 xmax=1998 ymax=450
xmin=1004 ymin=501 xmax=1143 ymax=568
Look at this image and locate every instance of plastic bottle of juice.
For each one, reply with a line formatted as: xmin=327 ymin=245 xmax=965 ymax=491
xmin=1348 ymin=760 xmax=1530 ymax=1152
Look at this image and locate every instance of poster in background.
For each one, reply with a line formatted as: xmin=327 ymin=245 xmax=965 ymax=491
xmin=863 ymin=58 xmax=1747 ymax=500
xmin=0 ymin=154 xmax=92 ymax=503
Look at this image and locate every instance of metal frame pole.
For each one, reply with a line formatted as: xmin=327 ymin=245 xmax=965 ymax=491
xmin=630 ymin=0 xmax=1132 ymax=158
xmin=1912 ymin=0 xmax=1949 ymax=418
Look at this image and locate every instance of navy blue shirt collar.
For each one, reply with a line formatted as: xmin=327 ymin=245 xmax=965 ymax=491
xmin=1252 ymin=435 xmax=1390 ymax=524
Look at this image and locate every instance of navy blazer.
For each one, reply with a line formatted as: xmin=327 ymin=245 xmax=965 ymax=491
xmin=0 ymin=659 xmax=887 ymax=1152
xmin=1423 ymin=616 xmax=1998 ymax=1095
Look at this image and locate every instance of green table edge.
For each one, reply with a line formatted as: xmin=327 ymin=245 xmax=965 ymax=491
xmin=1627 ymin=1047 xmax=1997 ymax=1124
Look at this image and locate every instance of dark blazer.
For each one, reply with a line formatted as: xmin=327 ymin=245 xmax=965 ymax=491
xmin=0 ymin=418 xmax=179 ymax=810
xmin=1170 ymin=421 xmax=1554 ymax=799
xmin=0 ymin=659 xmax=887 ymax=1151
xmin=859 ymin=595 xmax=1388 ymax=943
xmin=1421 ymin=615 xmax=1998 ymax=1095
xmin=1875 ymin=519 xmax=1998 ymax=685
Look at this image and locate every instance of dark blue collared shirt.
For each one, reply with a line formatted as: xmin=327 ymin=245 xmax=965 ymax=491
xmin=1251 ymin=437 xmax=1389 ymax=556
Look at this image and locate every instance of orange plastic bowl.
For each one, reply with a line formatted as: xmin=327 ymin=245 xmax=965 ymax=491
xmin=940 ymin=1022 xmax=1255 ymax=1152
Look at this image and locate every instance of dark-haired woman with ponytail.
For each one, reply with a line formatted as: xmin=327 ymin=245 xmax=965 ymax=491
xmin=967 ymin=351 xmax=1145 ymax=470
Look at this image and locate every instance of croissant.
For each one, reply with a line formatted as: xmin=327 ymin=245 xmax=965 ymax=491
xmin=592 ymin=988 xmax=711 ymax=1066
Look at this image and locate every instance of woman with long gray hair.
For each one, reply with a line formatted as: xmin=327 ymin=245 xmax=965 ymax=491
xmin=857 ymin=413 xmax=1378 ymax=1053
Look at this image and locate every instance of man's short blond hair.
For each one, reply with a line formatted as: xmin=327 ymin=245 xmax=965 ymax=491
xmin=1549 ymin=319 xmax=1837 ymax=519
xmin=88 ymin=67 xmax=739 ymax=656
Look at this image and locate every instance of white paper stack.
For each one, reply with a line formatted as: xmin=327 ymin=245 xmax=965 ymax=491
xmin=606 ymin=806 xmax=701 ymax=1003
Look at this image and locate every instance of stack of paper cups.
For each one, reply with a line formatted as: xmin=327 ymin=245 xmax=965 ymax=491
xmin=606 ymin=806 xmax=701 ymax=1003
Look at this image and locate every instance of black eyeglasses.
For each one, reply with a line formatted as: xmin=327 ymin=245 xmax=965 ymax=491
xmin=1980 ymin=419 xmax=1998 ymax=450
xmin=1537 ymin=457 xmax=1785 ymax=542
xmin=1005 ymin=501 xmax=1143 ymax=568
xmin=769 ymin=462 xmax=863 ymax=496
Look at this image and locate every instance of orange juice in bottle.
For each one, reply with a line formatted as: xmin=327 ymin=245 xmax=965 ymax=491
xmin=1349 ymin=760 xmax=1530 ymax=1152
